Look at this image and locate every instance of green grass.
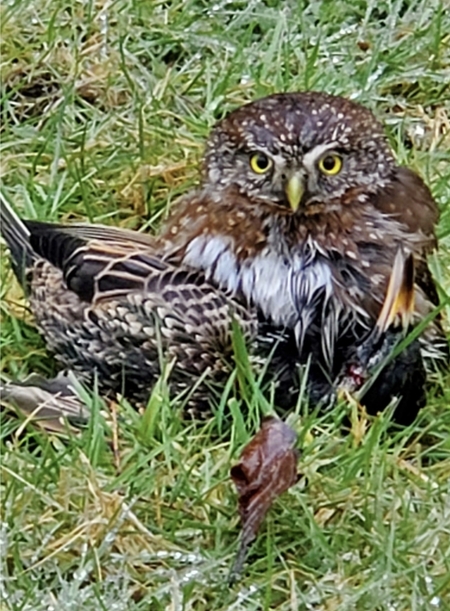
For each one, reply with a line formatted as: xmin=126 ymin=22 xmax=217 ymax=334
xmin=1 ymin=0 xmax=450 ymax=609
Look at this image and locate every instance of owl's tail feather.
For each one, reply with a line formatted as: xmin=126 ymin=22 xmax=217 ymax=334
xmin=0 ymin=191 xmax=35 ymax=287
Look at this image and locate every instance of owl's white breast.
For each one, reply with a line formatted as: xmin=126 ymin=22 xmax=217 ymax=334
xmin=182 ymin=234 xmax=334 ymax=328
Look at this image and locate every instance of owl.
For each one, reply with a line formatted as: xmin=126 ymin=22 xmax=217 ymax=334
xmin=1 ymin=92 xmax=447 ymax=423
xmin=156 ymin=92 xmax=447 ymax=417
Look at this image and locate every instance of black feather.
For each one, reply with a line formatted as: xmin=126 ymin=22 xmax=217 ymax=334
xmin=0 ymin=192 xmax=35 ymax=288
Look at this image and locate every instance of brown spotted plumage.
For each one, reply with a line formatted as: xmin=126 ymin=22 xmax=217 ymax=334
xmin=0 ymin=200 xmax=261 ymax=416
xmin=1 ymin=92 xmax=447 ymax=422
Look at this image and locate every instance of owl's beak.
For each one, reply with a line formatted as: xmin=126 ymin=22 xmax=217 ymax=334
xmin=285 ymin=174 xmax=304 ymax=212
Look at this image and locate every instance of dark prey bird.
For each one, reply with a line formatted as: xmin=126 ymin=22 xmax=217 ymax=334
xmin=0 ymin=195 xmax=262 ymax=418
xmin=337 ymin=248 xmax=429 ymax=424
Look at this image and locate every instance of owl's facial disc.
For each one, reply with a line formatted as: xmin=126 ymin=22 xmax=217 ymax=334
xmin=246 ymin=150 xmax=306 ymax=212
xmin=279 ymin=143 xmax=345 ymax=213
xmin=294 ymin=142 xmax=346 ymax=209
xmin=243 ymin=141 xmax=349 ymax=213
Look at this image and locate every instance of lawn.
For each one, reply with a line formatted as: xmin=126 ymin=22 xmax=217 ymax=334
xmin=1 ymin=1 xmax=450 ymax=609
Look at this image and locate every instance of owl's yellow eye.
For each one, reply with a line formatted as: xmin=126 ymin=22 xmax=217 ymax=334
xmin=318 ymin=153 xmax=342 ymax=176
xmin=250 ymin=152 xmax=273 ymax=174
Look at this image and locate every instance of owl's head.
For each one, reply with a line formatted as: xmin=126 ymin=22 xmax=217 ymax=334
xmin=203 ymin=92 xmax=395 ymax=214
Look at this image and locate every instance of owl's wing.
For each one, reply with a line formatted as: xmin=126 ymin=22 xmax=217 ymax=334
xmin=373 ymin=248 xmax=415 ymax=338
xmin=374 ymin=168 xmax=438 ymax=245
xmin=373 ymin=167 xmax=440 ymax=306
xmin=335 ymin=248 xmax=418 ymax=402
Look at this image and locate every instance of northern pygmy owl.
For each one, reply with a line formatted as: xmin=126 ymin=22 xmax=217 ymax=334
xmin=157 ymin=92 xmax=447 ymax=416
